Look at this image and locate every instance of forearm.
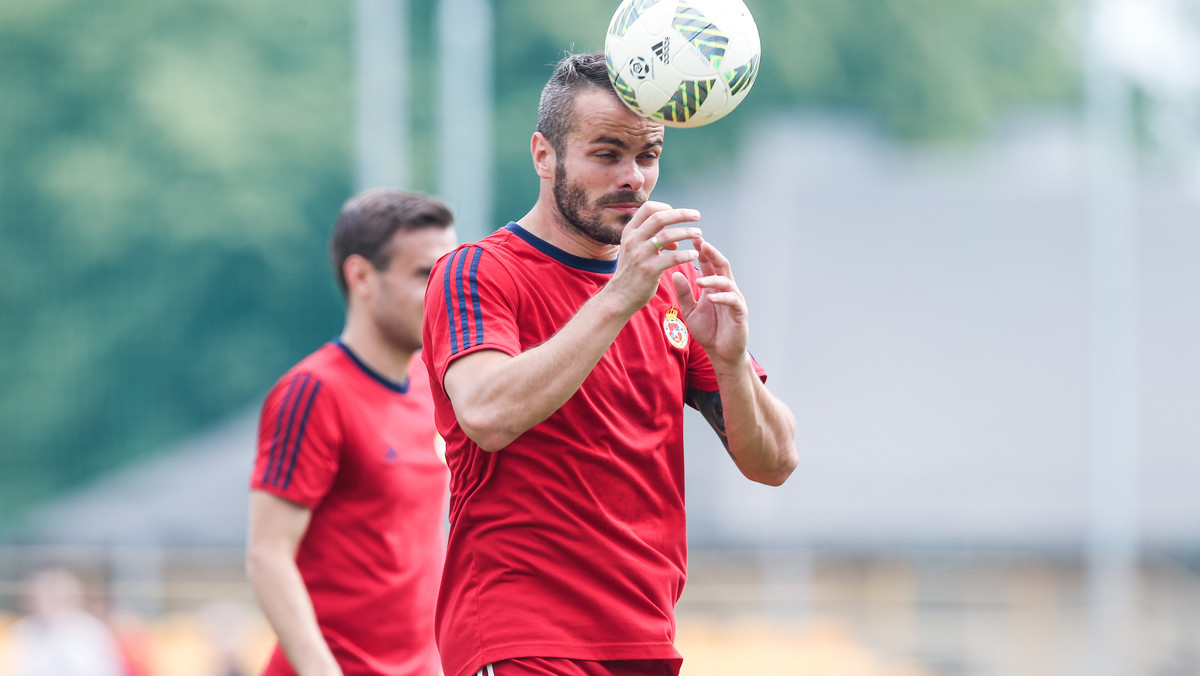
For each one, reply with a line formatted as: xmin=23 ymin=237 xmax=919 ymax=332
xmin=450 ymin=287 xmax=634 ymax=451
xmin=247 ymin=547 xmax=342 ymax=676
xmin=713 ymin=355 xmax=798 ymax=486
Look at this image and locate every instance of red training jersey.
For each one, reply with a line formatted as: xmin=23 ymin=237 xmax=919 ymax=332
xmin=422 ymin=224 xmax=766 ymax=676
xmin=251 ymin=340 xmax=448 ymax=676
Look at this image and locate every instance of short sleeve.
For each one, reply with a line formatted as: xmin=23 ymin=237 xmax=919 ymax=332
xmin=251 ymin=371 xmax=341 ymax=509
xmin=422 ymin=244 xmax=522 ymax=385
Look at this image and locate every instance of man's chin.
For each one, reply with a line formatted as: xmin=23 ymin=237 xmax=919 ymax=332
xmin=596 ymin=223 xmax=624 ymax=246
xmin=597 ymin=212 xmax=632 ymax=240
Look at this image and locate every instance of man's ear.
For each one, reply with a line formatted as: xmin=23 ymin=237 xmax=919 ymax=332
xmin=343 ymin=254 xmax=373 ymax=298
xmin=532 ymin=131 xmax=556 ymax=180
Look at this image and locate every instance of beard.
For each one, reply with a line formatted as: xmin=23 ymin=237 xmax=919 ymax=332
xmin=553 ymin=163 xmax=644 ymax=246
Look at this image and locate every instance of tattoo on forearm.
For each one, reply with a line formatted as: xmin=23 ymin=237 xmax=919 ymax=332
xmin=688 ymin=388 xmax=732 ymax=457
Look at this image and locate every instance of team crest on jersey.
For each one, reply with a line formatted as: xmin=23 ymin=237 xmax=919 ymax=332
xmin=662 ymin=308 xmax=688 ymax=350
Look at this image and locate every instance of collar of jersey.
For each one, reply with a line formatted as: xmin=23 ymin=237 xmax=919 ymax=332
xmin=504 ymin=222 xmax=618 ymax=274
xmin=332 ymin=338 xmax=411 ymax=394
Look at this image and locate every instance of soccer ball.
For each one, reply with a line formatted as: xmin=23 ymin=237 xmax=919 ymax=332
xmin=604 ymin=0 xmax=761 ymax=128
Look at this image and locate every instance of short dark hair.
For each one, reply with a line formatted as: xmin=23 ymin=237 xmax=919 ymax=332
xmin=329 ymin=188 xmax=454 ymax=298
xmin=537 ymin=51 xmax=617 ymax=158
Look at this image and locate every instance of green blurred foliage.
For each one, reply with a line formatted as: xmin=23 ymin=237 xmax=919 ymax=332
xmin=0 ymin=0 xmax=1075 ymax=520
xmin=0 ymin=0 xmax=354 ymax=516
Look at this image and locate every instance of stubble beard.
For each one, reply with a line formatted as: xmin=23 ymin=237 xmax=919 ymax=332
xmin=553 ymin=164 xmax=641 ymax=247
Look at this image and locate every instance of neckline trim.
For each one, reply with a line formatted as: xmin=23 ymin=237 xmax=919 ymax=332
xmin=504 ymin=223 xmax=618 ymax=274
xmin=332 ymin=338 xmax=410 ymax=394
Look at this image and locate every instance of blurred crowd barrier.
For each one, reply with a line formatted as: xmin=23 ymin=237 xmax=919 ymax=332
xmin=2 ymin=546 xmax=1200 ymax=676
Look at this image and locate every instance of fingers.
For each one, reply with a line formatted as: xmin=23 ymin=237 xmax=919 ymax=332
xmin=694 ymin=274 xmax=745 ymax=308
xmin=672 ymin=271 xmax=696 ymax=314
xmin=619 ymin=202 xmax=702 ymax=275
xmin=694 ymin=291 xmax=743 ymax=307
xmin=651 ymin=227 xmax=701 ymax=252
xmin=695 ymin=273 xmax=738 ymax=292
xmin=631 ymin=201 xmax=701 ymax=233
xmin=610 ymin=213 xmax=699 ymax=314
xmin=628 ymin=201 xmax=702 ymax=252
xmin=653 ymin=247 xmax=700 ymax=271
xmin=695 ymin=237 xmax=734 ymax=278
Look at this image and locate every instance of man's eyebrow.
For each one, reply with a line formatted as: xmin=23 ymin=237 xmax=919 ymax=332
xmin=588 ymin=136 xmax=663 ymax=151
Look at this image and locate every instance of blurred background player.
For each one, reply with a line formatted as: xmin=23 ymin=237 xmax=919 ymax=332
xmin=247 ymin=189 xmax=456 ymax=676
xmin=422 ymin=52 xmax=798 ymax=676
xmin=8 ymin=565 xmax=129 ymax=676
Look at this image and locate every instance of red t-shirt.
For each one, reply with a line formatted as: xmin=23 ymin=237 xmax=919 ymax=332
xmin=251 ymin=340 xmax=448 ymax=676
xmin=422 ymin=224 xmax=765 ymax=676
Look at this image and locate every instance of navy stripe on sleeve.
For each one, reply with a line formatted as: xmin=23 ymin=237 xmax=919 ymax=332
xmin=455 ymin=248 xmax=471 ymax=351
xmin=262 ymin=373 xmax=303 ymax=486
xmin=469 ymin=247 xmax=484 ymax=346
xmin=280 ymin=380 xmax=322 ymax=490
xmin=444 ymin=249 xmax=460 ymax=354
xmin=267 ymin=373 xmax=318 ymax=488
xmin=444 ymin=246 xmax=485 ymax=355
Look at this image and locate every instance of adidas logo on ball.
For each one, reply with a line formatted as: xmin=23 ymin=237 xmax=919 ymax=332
xmin=652 ymin=37 xmax=670 ymax=64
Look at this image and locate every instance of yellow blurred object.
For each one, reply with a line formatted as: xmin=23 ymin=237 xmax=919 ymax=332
xmin=138 ymin=609 xmax=273 ymax=676
xmin=143 ymin=615 xmax=219 ymax=676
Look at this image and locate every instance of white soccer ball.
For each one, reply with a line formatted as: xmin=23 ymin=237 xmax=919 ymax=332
xmin=604 ymin=0 xmax=761 ymax=128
